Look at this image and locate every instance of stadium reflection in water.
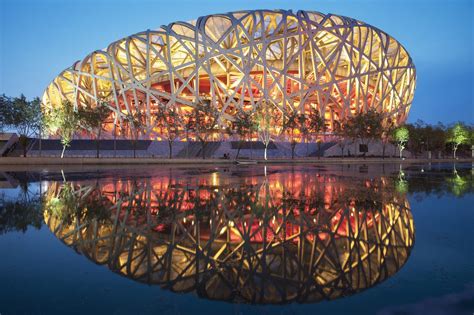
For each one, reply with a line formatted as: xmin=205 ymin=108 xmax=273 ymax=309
xmin=43 ymin=167 xmax=414 ymax=304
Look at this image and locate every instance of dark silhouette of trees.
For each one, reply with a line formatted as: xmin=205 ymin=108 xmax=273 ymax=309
xmin=343 ymin=109 xmax=383 ymax=157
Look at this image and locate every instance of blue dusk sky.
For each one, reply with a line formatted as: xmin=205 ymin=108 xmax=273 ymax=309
xmin=1 ymin=0 xmax=472 ymax=125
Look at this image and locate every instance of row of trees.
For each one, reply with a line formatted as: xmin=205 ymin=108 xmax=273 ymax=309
xmin=333 ymin=110 xmax=472 ymax=159
xmin=1 ymin=94 xmax=472 ymax=159
xmin=391 ymin=121 xmax=472 ymax=159
xmin=1 ymin=95 xmax=114 ymax=158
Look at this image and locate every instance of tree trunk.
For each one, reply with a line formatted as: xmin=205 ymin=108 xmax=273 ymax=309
xmin=305 ymin=138 xmax=309 ymax=157
xmin=96 ymin=133 xmax=100 ymax=159
xmin=291 ymin=142 xmax=296 ymax=159
xmin=236 ymin=140 xmax=242 ymax=159
xmin=264 ymin=145 xmax=268 ymax=160
xmin=250 ymin=140 xmax=253 ymax=159
xmin=185 ymin=131 xmax=189 ymax=158
xmin=133 ymin=139 xmax=136 ymax=158
xmin=39 ymin=130 xmax=42 ymax=157
xmin=168 ymin=140 xmax=173 ymax=159
xmin=382 ymin=143 xmax=386 ymax=159
xmin=201 ymin=140 xmax=206 ymax=159
xmin=61 ymin=145 xmax=66 ymax=158
xmin=19 ymin=136 xmax=28 ymax=157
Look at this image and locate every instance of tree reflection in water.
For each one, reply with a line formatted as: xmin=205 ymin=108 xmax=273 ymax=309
xmin=43 ymin=168 xmax=415 ymax=304
xmin=0 ymin=180 xmax=42 ymax=235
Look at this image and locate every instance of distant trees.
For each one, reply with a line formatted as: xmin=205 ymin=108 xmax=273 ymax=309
xmin=343 ymin=109 xmax=384 ymax=157
xmin=405 ymin=120 xmax=446 ymax=158
xmin=0 ymin=94 xmax=42 ymax=157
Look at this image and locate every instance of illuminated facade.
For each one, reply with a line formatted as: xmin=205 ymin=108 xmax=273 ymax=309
xmin=42 ymin=10 xmax=416 ymax=141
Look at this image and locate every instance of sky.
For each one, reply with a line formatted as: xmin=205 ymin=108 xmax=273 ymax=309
xmin=0 ymin=0 xmax=473 ymax=125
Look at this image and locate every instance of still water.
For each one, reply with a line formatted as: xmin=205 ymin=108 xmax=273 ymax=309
xmin=0 ymin=163 xmax=472 ymax=314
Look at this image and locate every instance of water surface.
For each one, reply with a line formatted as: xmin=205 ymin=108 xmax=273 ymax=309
xmin=0 ymin=163 xmax=472 ymax=314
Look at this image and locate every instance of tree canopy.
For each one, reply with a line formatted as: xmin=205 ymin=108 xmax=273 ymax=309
xmin=43 ymin=100 xmax=81 ymax=158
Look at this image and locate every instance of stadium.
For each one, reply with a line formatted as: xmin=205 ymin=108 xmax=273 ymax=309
xmin=41 ymin=9 xmax=416 ymax=157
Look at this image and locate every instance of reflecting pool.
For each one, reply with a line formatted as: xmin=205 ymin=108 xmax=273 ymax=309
xmin=0 ymin=163 xmax=472 ymax=314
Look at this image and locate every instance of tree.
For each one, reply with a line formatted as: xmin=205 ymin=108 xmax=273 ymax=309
xmin=381 ymin=119 xmax=395 ymax=159
xmin=297 ymin=113 xmax=310 ymax=156
xmin=0 ymin=183 xmax=43 ymax=235
xmin=124 ymin=111 xmax=144 ymax=158
xmin=283 ymin=110 xmax=299 ymax=159
xmin=405 ymin=122 xmax=422 ymax=158
xmin=189 ymin=99 xmax=219 ymax=159
xmin=184 ymin=110 xmax=196 ymax=159
xmin=344 ymin=109 xmax=383 ymax=157
xmin=392 ymin=126 xmax=409 ymax=158
xmin=43 ymin=100 xmax=80 ymax=158
xmin=422 ymin=122 xmax=447 ymax=158
xmin=446 ymin=123 xmax=469 ymax=159
xmin=155 ymin=105 xmax=181 ymax=159
xmin=333 ymin=121 xmax=347 ymax=157
xmin=255 ymin=100 xmax=272 ymax=160
xmin=307 ymin=108 xmax=325 ymax=158
xmin=4 ymin=95 xmax=42 ymax=157
xmin=0 ymin=94 xmax=13 ymax=132
xmin=232 ymin=111 xmax=256 ymax=159
xmin=78 ymin=100 xmax=112 ymax=158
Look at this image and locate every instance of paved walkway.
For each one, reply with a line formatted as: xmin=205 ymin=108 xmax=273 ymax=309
xmin=0 ymin=156 xmax=472 ymax=166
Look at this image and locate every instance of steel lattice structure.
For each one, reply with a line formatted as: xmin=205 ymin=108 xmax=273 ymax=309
xmin=42 ymin=9 xmax=416 ymax=140
xmin=43 ymin=170 xmax=414 ymax=304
